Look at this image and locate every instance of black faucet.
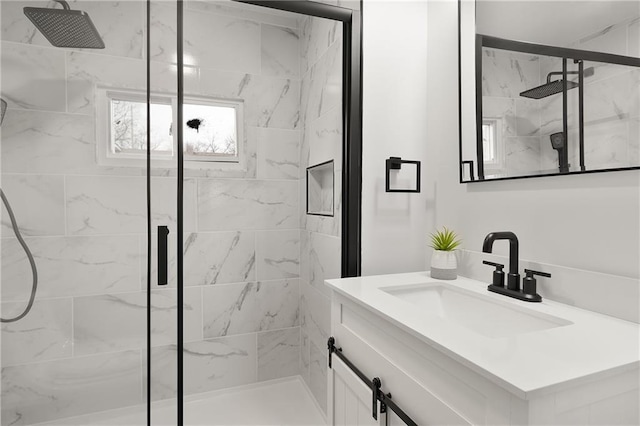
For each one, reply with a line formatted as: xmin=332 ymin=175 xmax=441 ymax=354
xmin=482 ymin=231 xmax=548 ymax=302
xmin=482 ymin=231 xmax=520 ymax=291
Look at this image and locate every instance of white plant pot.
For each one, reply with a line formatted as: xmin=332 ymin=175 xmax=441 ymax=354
xmin=430 ymin=250 xmax=458 ymax=280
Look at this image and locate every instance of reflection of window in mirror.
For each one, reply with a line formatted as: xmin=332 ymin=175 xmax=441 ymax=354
xmin=482 ymin=118 xmax=504 ymax=171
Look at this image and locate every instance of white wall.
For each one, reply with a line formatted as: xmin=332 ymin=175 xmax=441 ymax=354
xmin=361 ymin=0 xmax=433 ymax=275
xmin=361 ymin=0 xmax=639 ymax=302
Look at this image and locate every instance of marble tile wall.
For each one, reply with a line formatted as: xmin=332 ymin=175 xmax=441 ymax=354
xmin=0 ymin=1 xmax=304 ymax=424
xmin=298 ymin=14 xmax=343 ymax=416
xmin=482 ymin=48 xmax=545 ymax=174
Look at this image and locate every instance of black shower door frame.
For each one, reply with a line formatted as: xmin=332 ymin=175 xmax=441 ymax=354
xmin=146 ymin=1 xmax=363 ymax=424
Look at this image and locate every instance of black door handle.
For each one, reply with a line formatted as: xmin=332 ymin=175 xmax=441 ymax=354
xmin=158 ymin=226 xmax=169 ymax=286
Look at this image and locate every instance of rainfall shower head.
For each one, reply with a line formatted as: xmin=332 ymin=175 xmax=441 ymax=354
xmin=24 ymin=0 xmax=105 ymax=49
xmin=519 ymin=67 xmax=595 ymax=100
xmin=1 ymin=99 xmax=6 ymax=126
xmin=520 ymin=80 xmax=579 ymax=99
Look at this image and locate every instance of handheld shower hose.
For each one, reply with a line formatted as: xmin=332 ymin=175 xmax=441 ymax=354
xmin=1 ymin=98 xmax=38 ymax=323
xmin=1 ymin=189 xmax=39 ymax=323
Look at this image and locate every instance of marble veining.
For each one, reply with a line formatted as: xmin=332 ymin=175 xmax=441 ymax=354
xmin=2 ymin=235 xmax=141 ymax=300
xmin=1 ymin=298 xmax=72 ymax=366
xmin=515 ymin=98 xmax=542 ymax=137
xmin=150 ymin=3 xmax=261 ymax=74
xmin=1 ymin=174 xmax=65 ymax=237
xmin=309 ymin=232 xmax=341 ymax=297
xmin=200 ymin=70 xmax=301 ymax=130
xmin=184 ymin=231 xmax=256 ymax=286
xmin=203 ymin=279 xmax=299 ymax=338
xmin=306 ymin=105 xmax=343 ymax=172
xmin=581 ymin=119 xmax=630 ymax=169
xmin=256 ymin=229 xmax=300 ymax=280
xmin=0 ymin=42 xmax=66 ymax=112
xmin=149 ymin=335 xmax=256 ymax=401
xmin=257 ymin=128 xmax=301 ymax=180
xmin=66 ymin=176 xmax=196 ymax=235
xmin=584 ymin=71 xmax=635 ymax=124
xmin=300 ymin=281 xmax=330 ymax=352
xmin=66 ymin=52 xmax=146 ymax=114
xmin=261 ymin=24 xmax=300 ymax=78
xmin=482 ymin=48 xmax=540 ymax=98
xmin=1 ymin=350 xmax=142 ymax=426
xmin=73 ymin=287 xmax=202 ymax=356
xmin=505 ymin=136 xmax=542 ymax=174
xmin=257 ymin=327 xmax=300 ymax=381
xmin=198 ymin=179 xmax=298 ymax=231
xmin=300 ymin=16 xmax=340 ymax=76
xmin=300 ymin=38 xmax=342 ymax=125
xmin=0 ymin=110 xmax=140 ymax=177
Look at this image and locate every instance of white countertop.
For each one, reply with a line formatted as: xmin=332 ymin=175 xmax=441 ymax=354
xmin=326 ymin=272 xmax=640 ymax=399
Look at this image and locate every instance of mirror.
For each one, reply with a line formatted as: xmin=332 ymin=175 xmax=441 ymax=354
xmin=459 ymin=0 xmax=640 ymax=182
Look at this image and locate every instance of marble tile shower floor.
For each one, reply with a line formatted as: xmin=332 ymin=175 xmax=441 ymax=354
xmin=41 ymin=377 xmax=325 ymax=426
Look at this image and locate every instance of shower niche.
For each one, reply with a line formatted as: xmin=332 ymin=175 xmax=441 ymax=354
xmin=306 ymin=160 xmax=334 ymax=216
xmin=458 ymin=0 xmax=640 ymax=182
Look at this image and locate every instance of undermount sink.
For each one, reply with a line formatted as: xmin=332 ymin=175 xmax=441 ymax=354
xmin=381 ymin=283 xmax=573 ymax=338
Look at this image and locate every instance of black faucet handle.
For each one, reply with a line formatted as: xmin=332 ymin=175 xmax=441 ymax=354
xmin=483 ymin=261 xmax=505 ymax=287
xmin=483 ymin=260 xmax=504 ymax=270
xmin=524 ymin=269 xmax=551 ymax=278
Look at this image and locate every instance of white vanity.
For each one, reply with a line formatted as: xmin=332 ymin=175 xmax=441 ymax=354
xmin=325 ymin=273 xmax=640 ymax=425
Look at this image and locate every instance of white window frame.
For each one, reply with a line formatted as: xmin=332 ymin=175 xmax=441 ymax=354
xmin=96 ymin=87 xmax=245 ymax=170
xmin=482 ymin=118 xmax=505 ymax=171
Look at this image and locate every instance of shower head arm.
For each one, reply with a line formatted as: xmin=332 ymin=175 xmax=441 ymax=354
xmin=53 ymin=0 xmax=71 ymax=10
xmin=546 ymin=70 xmax=580 ymax=83
xmin=546 ymin=67 xmax=595 ymax=83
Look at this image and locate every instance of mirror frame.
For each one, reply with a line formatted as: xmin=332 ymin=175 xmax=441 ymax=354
xmin=458 ymin=0 xmax=640 ymax=183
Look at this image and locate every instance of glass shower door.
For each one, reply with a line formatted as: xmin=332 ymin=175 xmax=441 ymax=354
xmin=176 ymin=1 xmax=346 ymax=422
xmin=0 ymin=0 xmax=162 ymax=425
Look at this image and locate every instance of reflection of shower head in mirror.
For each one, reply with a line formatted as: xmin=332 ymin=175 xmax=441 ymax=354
xmin=520 ymin=67 xmax=595 ymax=99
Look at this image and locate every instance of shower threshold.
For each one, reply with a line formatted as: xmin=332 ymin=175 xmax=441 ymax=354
xmin=39 ymin=377 xmax=325 ymax=426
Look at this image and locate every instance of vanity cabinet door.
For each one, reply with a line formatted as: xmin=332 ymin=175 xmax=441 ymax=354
xmin=329 ymin=356 xmax=382 ymax=426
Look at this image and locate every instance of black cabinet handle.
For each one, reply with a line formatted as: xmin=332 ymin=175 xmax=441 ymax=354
xmin=158 ymin=226 xmax=169 ymax=286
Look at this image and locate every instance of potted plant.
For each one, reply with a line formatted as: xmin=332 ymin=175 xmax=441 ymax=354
xmin=429 ymin=227 xmax=462 ymax=280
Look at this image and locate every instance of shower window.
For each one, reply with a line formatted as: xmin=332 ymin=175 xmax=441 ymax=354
xmin=96 ymin=88 xmax=243 ymax=167
xmin=482 ymin=118 xmax=504 ymax=170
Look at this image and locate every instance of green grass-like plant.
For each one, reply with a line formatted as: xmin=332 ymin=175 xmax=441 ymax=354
xmin=429 ymin=227 xmax=462 ymax=251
